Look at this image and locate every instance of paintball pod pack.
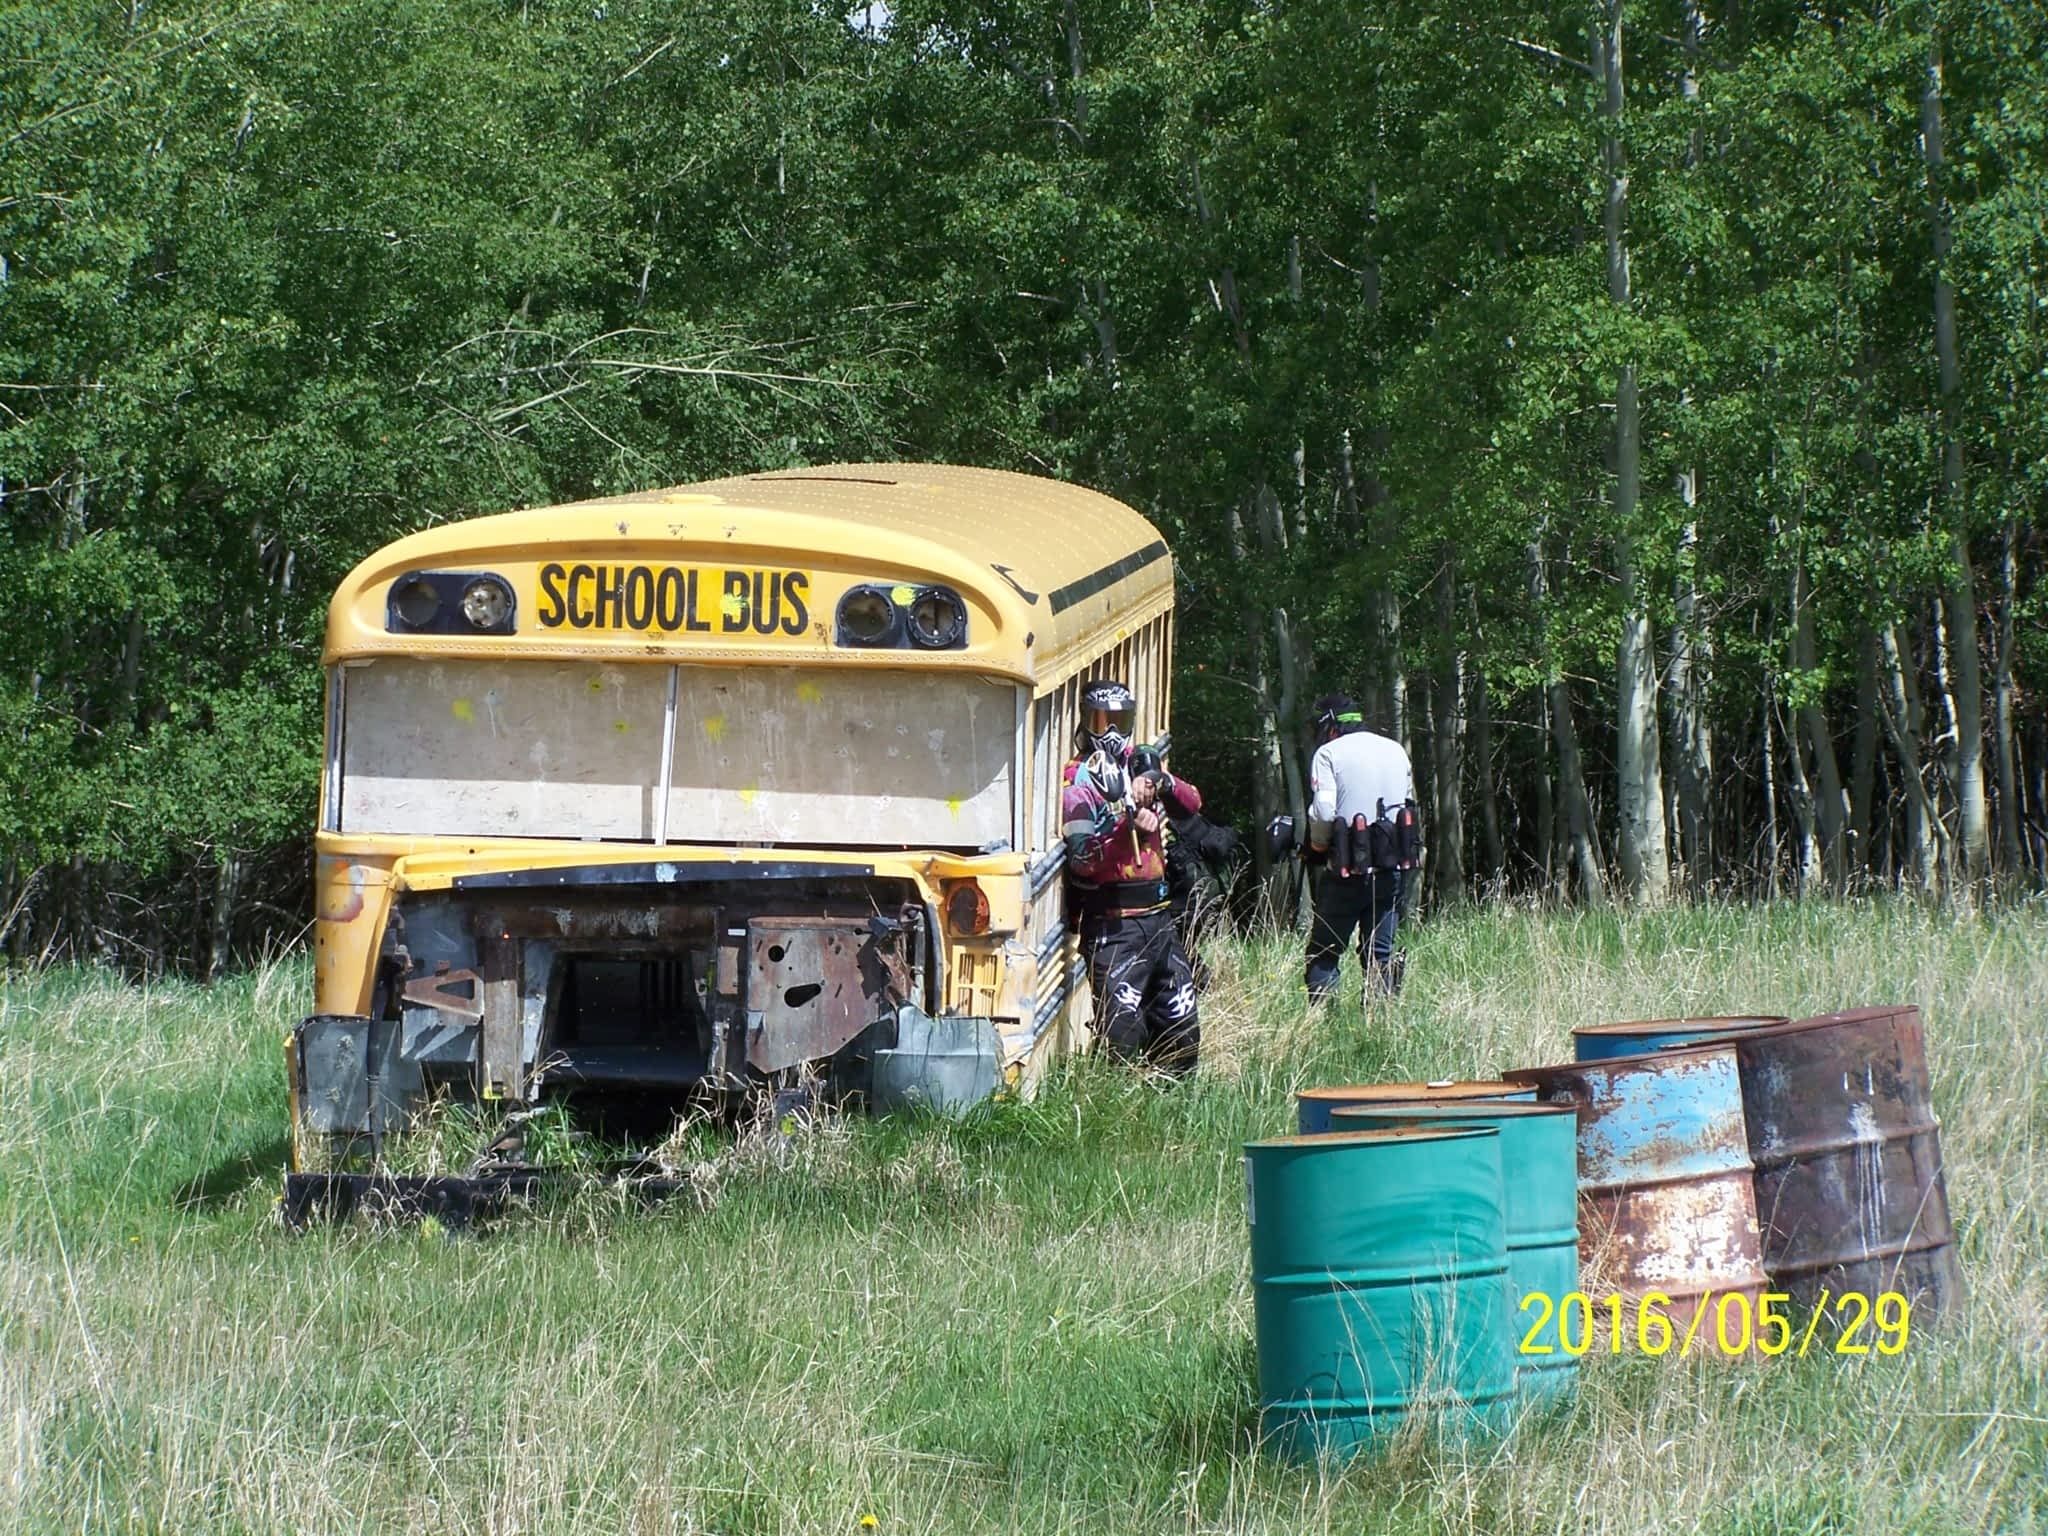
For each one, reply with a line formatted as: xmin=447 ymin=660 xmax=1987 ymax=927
xmin=1266 ymin=801 xmax=1421 ymax=874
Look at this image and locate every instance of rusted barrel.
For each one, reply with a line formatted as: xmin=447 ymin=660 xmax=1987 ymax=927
xmin=1334 ymin=1102 xmax=1581 ymax=1401
xmin=1572 ymin=1016 xmax=1788 ymax=1062
xmin=1296 ymin=1081 xmax=1534 ymax=1135
xmin=1504 ymin=1046 xmax=1767 ymax=1341
xmin=1694 ymin=1005 xmax=1963 ymax=1319
xmin=1246 ymin=1126 xmax=1519 ymax=1458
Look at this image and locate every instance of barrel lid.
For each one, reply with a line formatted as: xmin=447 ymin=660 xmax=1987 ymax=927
xmin=1686 ymin=1003 xmax=1921 ymax=1049
xmin=1297 ymin=1080 xmax=1529 ymax=1105
xmin=1507 ymin=1036 xmax=1743 ymax=1076
xmin=1330 ymin=1101 xmax=1576 ymax=1122
xmin=1571 ymin=1015 xmax=1787 ymax=1040
xmin=1245 ymin=1125 xmax=1498 ymax=1151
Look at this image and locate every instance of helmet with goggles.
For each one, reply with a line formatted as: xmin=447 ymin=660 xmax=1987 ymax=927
xmin=1077 ymin=679 xmax=1138 ymax=760
xmin=1313 ymin=692 xmax=1366 ymax=741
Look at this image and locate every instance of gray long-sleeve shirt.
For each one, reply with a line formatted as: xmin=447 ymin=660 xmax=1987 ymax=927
xmin=1307 ymin=729 xmax=1415 ymax=849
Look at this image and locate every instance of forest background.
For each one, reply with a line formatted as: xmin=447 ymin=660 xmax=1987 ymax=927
xmin=3 ymin=0 xmax=2044 ymax=975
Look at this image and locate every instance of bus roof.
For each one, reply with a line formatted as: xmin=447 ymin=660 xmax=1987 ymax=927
xmin=326 ymin=463 xmax=1173 ymax=685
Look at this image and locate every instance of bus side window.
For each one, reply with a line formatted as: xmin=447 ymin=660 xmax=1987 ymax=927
xmin=1032 ymin=696 xmax=1056 ymax=853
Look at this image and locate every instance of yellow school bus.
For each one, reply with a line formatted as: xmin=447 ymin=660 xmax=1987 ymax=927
xmin=290 ymin=463 xmax=1176 ymax=1169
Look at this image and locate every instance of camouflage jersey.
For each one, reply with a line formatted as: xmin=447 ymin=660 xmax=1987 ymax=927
xmin=1060 ymin=757 xmax=1204 ymax=914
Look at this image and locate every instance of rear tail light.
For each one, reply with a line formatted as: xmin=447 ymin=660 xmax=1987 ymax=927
xmin=944 ymin=880 xmax=991 ymax=936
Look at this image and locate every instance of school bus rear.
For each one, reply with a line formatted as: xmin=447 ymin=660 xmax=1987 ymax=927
xmin=292 ymin=465 xmax=1166 ymax=1168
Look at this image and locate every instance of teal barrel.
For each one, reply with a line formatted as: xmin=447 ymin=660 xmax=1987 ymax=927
xmin=1296 ymin=1080 xmax=1535 ymax=1135
xmin=1246 ymin=1126 xmax=1519 ymax=1458
xmin=1333 ymin=1102 xmax=1580 ymax=1402
xmin=1572 ymin=1016 xmax=1788 ymax=1061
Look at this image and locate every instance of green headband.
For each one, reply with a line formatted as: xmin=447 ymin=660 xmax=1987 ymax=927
xmin=1335 ymin=711 xmax=1363 ymax=723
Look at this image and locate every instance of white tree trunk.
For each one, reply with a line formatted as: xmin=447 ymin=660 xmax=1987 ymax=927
xmin=1788 ymin=526 xmax=1849 ymax=889
xmin=1666 ymin=499 xmax=1713 ymax=883
xmin=1355 ymin=181 xmax=1406 ymax=746
xmin=1921 ymin=36 xmax=1988 ymax=885
xmin=1781 ymin=689 xmax=1821 ymax=895
xmin=1663 ymin=4 xmax=1711 ymax=887
xmin=1992 ymin=512 xmax=2023 ymax=872
xmin=1879 ymin=619 xmax=1943 ymax=894
xmin=1468 ymin=592 xmax=1506 ymax=889
xmin=1614 ymin=383 xmax=1669 ymax=903
xmin=1600 ymin=0 xmax=1668 ymax=904
xmin=1760 ymin=687 xmax=1782 ymax=898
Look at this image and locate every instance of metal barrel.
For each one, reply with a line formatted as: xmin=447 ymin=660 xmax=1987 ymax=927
xmin=1296 ymin=1081 xmax=1535 ymax=1135
xmin=1692 ymin=1005 xmax=1963 ymax=1319
xmin=1504 ymin=1046 xmax=1768 ymax=1343
xmin=1246 ymin=1126 xmax=1519 ymax=1459
xmin=1333 ymin=1102 xmax=1580 ymax=1401
xmin=1572 ymin=1016 xmax=1789 ymax=1062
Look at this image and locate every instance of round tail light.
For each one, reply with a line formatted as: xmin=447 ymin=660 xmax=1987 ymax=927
xmin=944 ymin=880 xmax=991 ymax=936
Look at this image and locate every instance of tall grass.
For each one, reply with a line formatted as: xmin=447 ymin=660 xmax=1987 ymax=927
xmin=2 ymin=903 xmax=2043 ymax=1534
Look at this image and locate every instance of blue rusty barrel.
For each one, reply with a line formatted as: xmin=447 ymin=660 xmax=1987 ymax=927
xmin=1296 ymin=1081 xmax=1535 ymax=1135
xmin=1246 ymin=1126 xmax=1519 ymax=1458
xmin=1572 ymin=1016 xmax=1789 ymax=1062
xmin=1504 ymin=1045 xmax=1767 ymax=1341
xmin=1695 ymin=1005 xmax=1963 ymax=1320
xmin=1333 ymin=1101 xmax=1580 ymax=1402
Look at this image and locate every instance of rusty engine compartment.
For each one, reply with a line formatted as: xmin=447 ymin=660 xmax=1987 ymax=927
xmin=285 ymin=862 xmax=992 ymax=1220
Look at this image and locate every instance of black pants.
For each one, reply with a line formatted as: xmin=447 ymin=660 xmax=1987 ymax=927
xmin=1305 ymin=868 xmax=1405 ymax=1001
xmin=1082 ymin=909 xmax=1200 ymax=1072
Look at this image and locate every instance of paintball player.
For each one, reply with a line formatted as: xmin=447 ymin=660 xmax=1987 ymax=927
xmin=1300 ymin=694 xmax=1419 ymax=1002
xmin=1135 ymin=741 xmax=1242 ymax=989
xmin=1062 ymin=680 xmax=1205 ymax=1074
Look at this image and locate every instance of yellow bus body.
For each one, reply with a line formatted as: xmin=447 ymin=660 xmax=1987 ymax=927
xmin=296 ymin=464 xmax=1176 ymax=1164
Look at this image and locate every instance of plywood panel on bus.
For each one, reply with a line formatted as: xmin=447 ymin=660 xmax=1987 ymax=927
xmin=666 ymin=667 xmax=1014 ymax=849
xmin=340 ymin=658 xmax=665 ymax=837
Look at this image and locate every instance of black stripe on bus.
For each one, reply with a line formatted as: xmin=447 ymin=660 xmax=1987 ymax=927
xmin=1046 ymin=541 xmax=1169 ymax=615
xmin=450 ymin=860 xmax=874 ymax=891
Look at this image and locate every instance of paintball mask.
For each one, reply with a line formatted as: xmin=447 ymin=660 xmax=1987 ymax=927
xmin=1079 ymin=679 xmax=1138 ymax=760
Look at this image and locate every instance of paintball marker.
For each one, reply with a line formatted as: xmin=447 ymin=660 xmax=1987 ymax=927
xmin=1081 ymin=746 xmax=1175 ymax=860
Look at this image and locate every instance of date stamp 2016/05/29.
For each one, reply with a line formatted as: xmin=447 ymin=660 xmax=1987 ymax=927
xmin=1519 ymin=1290 xmax=1911 ymax=1359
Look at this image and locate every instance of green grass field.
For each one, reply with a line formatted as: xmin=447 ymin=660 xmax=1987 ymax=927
xmin=3 ymin=903 xmax=2044 ymax=1534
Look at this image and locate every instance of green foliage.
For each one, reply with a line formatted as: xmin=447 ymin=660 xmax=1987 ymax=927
xmin=4 ymin=0 xmax=2046 ymax=960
